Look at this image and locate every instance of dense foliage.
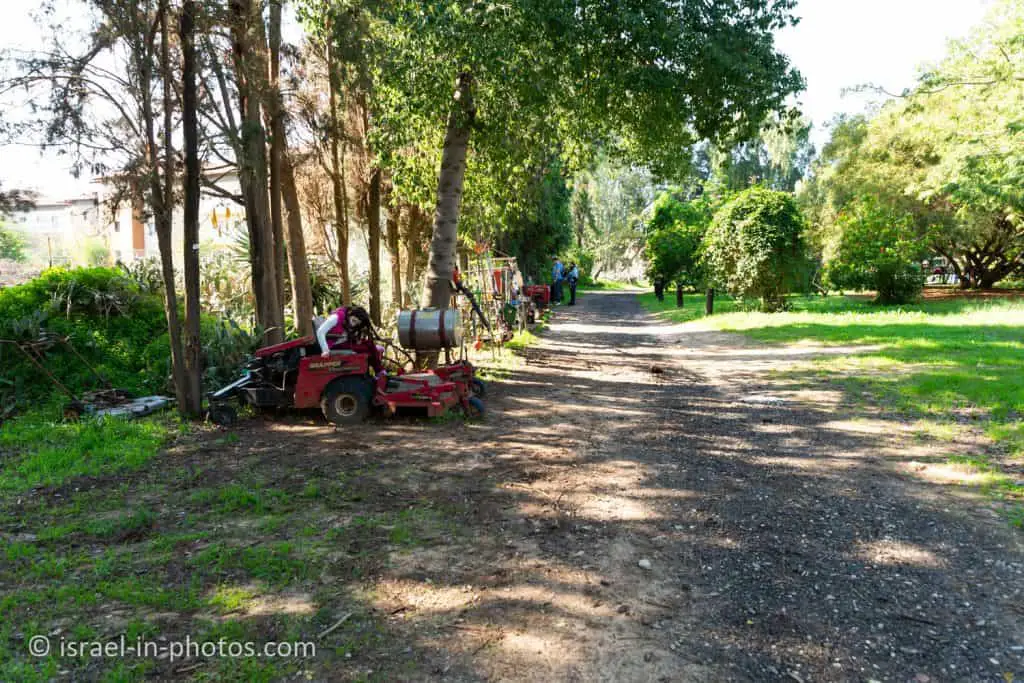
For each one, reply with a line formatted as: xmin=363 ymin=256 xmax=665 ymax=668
xmin=823 ymin=196 xmax=926 ymax=304
xmin=0 ymin=268 xmax=258 ymax=412
xmin=800 ymin=0 xmax=1023 ymax=289
xmin=495 ymin=159 xmax=574 ymax=283
xmin=644 ymin=192 xmax=715 ymax=289
xmin=0 ymin=225 xmax=27 ymax=262
xmin=704 ymin=187 xmax=809 ymax=311
xmin=571 ymin=160 xmax=657 ymax=282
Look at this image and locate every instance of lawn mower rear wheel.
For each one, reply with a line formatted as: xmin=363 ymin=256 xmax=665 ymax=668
xmin=321 ymin=376 xmax=373 ymax=426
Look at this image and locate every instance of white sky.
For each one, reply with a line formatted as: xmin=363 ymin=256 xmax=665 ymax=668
xmin=775 ymin=0 xmax=992 ymax=148
xmin=0 ymin=0 xmax=994 ymax=198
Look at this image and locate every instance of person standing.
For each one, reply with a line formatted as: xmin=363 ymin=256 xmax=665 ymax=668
xmin=567 ymin=262 xmax=580 ymax=305
xmin=551 ymin=256 xmax=565 ymax=304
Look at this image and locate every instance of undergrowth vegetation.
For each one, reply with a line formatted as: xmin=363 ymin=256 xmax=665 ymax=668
xmin=0 ymin=267 xmax=260 ymax=415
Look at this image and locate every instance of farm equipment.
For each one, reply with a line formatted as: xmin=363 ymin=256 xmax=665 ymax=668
xmin=0 ymin=335 xmax=170 ymax=421
xmin=522 ymin=284 xmax=551 ymax=323
xmin=207 ymin=308 xmax=485 ymax=427
xmin=458 ymin=249 xmax=532 ymax=344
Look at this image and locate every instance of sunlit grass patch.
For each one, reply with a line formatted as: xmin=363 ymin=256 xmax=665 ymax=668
xmin=579 ymin=280 xmax=637 ymax=291
xmin=638 ymin=290 xmax=740 ymax=323
xmin=0 ymin=409 xmax=175 ymax=492
xmin=208 ymin=584 xmax=260 ymax=613
xmin=662 ymin=294 xmax=1024 ymax=452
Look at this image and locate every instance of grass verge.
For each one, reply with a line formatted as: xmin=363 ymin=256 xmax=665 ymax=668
xmin=578 ymin=280 xmax=637 ymax=292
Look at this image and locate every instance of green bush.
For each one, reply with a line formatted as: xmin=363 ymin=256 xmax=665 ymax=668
xmin=703 ymin=186 xmax=810 ymax=311
xmin=0 ymin=268 xmax=169 ymax=407
xmin=565 ymin=248 xmax=595 ymax=286
xmin=0 ymin=267 xmax=266 ymax=411
xmin=0 ymin=225 xmax=27 ymax=262
xmin=824 ymin=196 xmax=926 ymax=304
xmin=644 ymin=191 xmax=714 ymax=289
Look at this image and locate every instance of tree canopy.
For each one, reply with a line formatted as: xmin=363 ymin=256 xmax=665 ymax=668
xmin=800 ymin=0 xmax=1024 ymax=289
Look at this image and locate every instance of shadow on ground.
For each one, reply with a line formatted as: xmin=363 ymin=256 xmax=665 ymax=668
xmin=2 ymin=292 xmax=1022 ymax=682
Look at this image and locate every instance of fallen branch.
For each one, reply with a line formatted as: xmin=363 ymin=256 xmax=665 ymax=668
xmin=318 ymin=611 xmax=353 ymax=639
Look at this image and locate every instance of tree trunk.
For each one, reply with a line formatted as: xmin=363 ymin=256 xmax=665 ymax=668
xmin=403 ymin=230 xmax=417 ymax=308
xmin=179 ymin=0 xmax=203 ymax=417
xmin=386 ymin=201 xmax=402 ymax=308
xmin=326 ymin=41 xmax=351 ymax=305
xmin=230 ymin=0 xmax=283 ymax=343
xmin=705 ymin=288 xmax=714 ymax=315
xmin=281 ymin=153 xmax=314 ymax=334
xmin=147 ymin=0 xmax=187 ymax=412
xmin=367 ymin=167 xmax=382 ymax=325
xmin=267 ymin=0 xmax=287 ymax=318
xmin=421 ymin=72 xmax=475 ymax=310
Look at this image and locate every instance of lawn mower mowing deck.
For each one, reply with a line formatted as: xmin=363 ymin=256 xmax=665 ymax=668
xmin=207 ymin=310 xmax=484 ymax=427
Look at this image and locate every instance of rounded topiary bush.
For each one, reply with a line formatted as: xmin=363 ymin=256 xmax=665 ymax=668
xmin=703 ymin=186 xmax=810 ymax=311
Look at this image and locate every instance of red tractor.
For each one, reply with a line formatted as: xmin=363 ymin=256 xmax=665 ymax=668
xmin=207 ymin=310 xmax=484 ymax=427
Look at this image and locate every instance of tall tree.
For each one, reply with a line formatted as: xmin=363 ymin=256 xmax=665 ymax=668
xmin=265 ymin=0 xmax=288 ymax=320
xmin=421 ymin=72 xmax=474 ymax=308
xmin=801 ymin=0 xmax=1024 ymax=289
xmin=229 ymin=0 xmax=285 ymax=341
xmin=268 ymin=0 xmax=315 ymax=334
xmin=368 ymin=0 xmax=803 ymax=313
xmin=366 ymin=167 xmax=382 ymax=324
xmin=180 ymin=0 xmax=203 ymax=416
xmin=384 ymin=193 xmax=402 ymax=305
xmin=325 ymin=38 xmax=352 ymax=304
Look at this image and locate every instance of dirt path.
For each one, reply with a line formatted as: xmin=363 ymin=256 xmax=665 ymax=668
xmin=207 ymin=291 xmax=1023 ymax=681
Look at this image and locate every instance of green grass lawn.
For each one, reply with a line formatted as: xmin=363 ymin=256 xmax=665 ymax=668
xmin=640 ymin=290 xmax=1024 ymax=525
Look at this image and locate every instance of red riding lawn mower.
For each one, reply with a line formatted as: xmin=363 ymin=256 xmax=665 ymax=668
xmin=206 ymin=307 xmax=485 ymax=427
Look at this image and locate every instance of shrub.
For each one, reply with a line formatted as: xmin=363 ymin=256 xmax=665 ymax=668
xmin=0 ymin=225 xmax=27 ymax=262
xmin=0 ymin=268 xmax=169 ymax=407
xmin=644 ymin=192 xmax=714 ymax=289
xmin=703 ymin=186 xmax=810 ymax=311
xmin=824 ymin=196 xmax=925 ymax=304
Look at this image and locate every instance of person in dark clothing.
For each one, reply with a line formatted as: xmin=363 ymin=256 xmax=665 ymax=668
xmin=551 ymin=256 xmax=565 ymax=304
xmin=567 ymin=263 xmax=580 ymax=305
xmin=654 ymin=275 xmax=666 ymax=302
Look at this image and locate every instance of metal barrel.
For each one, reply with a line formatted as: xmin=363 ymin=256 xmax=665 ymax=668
xmin=397 ymin=308 xmax=463 ymax=350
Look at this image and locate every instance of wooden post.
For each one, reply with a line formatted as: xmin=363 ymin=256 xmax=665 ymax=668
xmin=705 ymin=288 xmax=715 ymax=315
